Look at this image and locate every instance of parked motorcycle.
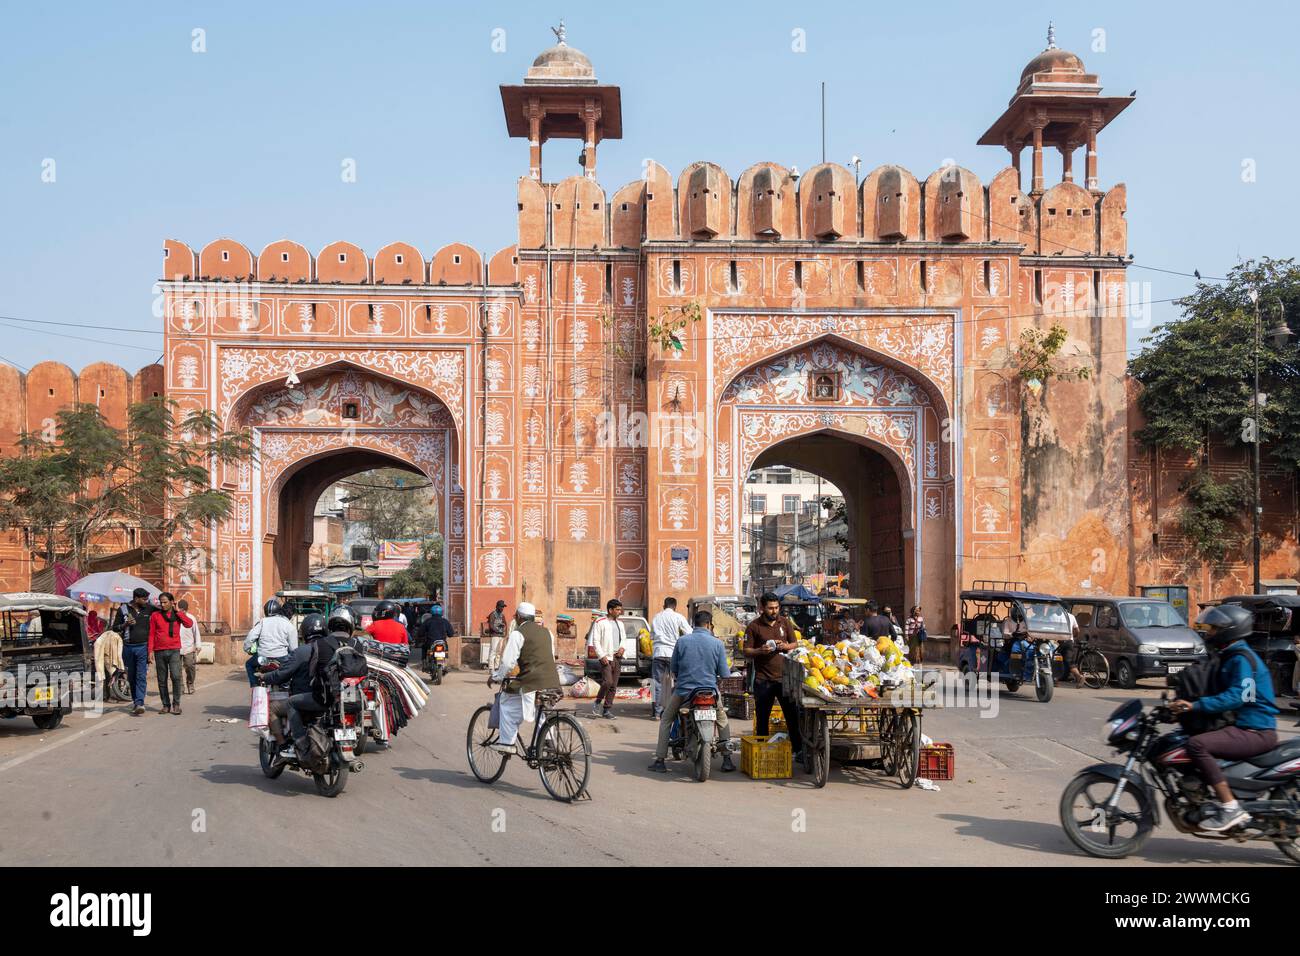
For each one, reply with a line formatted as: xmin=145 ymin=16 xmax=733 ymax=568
xmin=667 ymin=687 xmax=731 ymax=782
xmin=1060 ymin=697 xmax=1300 ymax=862
xmin=257 ymin=674 xmax=365 ymax=797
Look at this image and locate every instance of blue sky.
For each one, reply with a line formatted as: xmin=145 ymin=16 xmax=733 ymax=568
xmin=1 ymin=0 xmax=1296 ymax=373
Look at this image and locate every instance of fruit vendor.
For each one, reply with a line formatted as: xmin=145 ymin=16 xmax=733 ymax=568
xmin=742 ymin=592 xmax=804 ymax=761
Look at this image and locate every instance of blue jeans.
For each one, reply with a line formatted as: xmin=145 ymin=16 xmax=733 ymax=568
xmin=651 ymin=658 xmax=674 ymax=715
xmin=122 ymin=642 xmax=149 ymax=708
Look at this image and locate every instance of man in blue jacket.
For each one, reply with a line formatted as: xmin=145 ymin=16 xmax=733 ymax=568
xmin=647 ymin=609 xmax=735 ymax=774
xmin=1171 ymin=604 xmax=1278 ymax=832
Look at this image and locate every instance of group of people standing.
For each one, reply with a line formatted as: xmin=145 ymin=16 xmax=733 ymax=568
xmin=111 ymin=587 xmax=203 ymax=716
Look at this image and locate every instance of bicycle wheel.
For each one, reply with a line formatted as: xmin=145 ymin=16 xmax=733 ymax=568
xmin=537 ymin=713 xmax=591 ymax=802
xmin=1079 ymin=650 xmax=1109 ymax=689
xmin=466 ymin=704 xmax=509 ymax=784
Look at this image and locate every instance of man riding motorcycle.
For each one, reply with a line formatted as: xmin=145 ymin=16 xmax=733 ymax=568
xmin=1169 ymin=603 xmax=1279 ymax=832
xmin=647 ymin=609 xmax=736 ymax=775
xmin=364 ymin=600 xmax=409 ymax=645
xmin=286 ymin=606 xmax=363 ymax=755
xmin=419 ymin=603 xmax=454 ymax=669
xmin=260 ymin=613 xmax=326 ymax=757
xmin=244 ymin=598 xmax=298 ymax=687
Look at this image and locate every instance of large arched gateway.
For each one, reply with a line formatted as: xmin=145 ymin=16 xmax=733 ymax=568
xmin=151 ymin=31 xmax=1136 ymax=639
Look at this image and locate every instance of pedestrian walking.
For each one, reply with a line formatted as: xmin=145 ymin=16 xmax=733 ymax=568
xmin=112 ymin=587 xmax=157 ymax=715
xmin=588 ymin=599 xmax=624 ymax=719
xmin=486 ymin=600 xmax=508 ymax=671
xmin=149 ymin=592 xmax=192 ymax=715
xmin=649 ymin=597 xmax=689 ymax=719
xmin=905 ymin=605 xmax=927 ymax=665
xmin=177 ymin=599 xmax=203 ymax=694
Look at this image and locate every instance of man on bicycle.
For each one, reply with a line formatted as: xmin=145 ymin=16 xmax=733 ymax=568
xmin=647 ymin=609 xmax=736 ymax=775
xmin=487 ymin=602 xmax=558 ymax=754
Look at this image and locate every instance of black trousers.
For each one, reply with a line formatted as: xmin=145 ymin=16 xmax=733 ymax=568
xmin=754 ymin=677 xmax=803 ymax=753
xmin=288 ymin=692 xmax=325 ymax=745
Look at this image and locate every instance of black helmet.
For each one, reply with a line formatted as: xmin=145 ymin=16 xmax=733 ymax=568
xmin=1194 ymin=604 xmax=1254 ymax=648
xmin=327 ymin=605 xmax=357 ymax=635
xmin=263 ymin=598 xmax=284 ymax=618
xmin=374 ymin=600 xmax=399 ymax=621
xmin=299 ymin=613 xmax=328 ymax=642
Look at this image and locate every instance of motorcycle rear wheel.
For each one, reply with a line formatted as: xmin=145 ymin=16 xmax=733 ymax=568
xmin=313 ymin=758 xmax=347 ymax=797
xmin=693 ymin=726 xmax=713 ymax=783
xmin=1059 ymin=771 xmax=1153 ymax=859
xmin=1270 ymin=788 xmax=1300 ymax=863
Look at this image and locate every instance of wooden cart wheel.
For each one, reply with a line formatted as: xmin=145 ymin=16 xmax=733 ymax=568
xmin=893 ymin=711 xmax=922 ymax=789
xmin=809 ymin=711 xmax=830 ymax=789
xmin=800 ymin=709 xmax=816 ymax=774
xmin=879 ymin=710 xmax=898 ymax=775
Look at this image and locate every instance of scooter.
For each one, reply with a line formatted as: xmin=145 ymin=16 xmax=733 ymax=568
xmin=256 ymin=674 xmax=365 ymax=797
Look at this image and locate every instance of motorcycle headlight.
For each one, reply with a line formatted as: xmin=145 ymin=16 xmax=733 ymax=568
xmin=1138 ymin=643 xmax=1159 ymax=655
xmin=1193 ymin=642 xmax=1207 ymax=655
xmin=1101 ymin=719 xmax=1121 ymax=743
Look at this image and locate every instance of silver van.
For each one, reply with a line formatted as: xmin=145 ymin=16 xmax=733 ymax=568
xmin=1064 ymin=596 xmax=1206 ymax=688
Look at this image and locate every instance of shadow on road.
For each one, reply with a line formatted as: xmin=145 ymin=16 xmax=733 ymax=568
xmin=391 ymin=764 xmax=568 ymax=803
xmin=938 ymin=812 xmax=1285 ymax=865
xmin=198 ymin=762 xmax=316 ymax=797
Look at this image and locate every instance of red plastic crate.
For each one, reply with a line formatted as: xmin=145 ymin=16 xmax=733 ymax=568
xmin=918 ymin=743 xmax=954 ymax=781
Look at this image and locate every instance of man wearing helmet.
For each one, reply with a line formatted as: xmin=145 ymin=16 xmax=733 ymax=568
xmin=1169 ymin=603 xmax=1279 ymax=832
xmin=242 ymin=599 xmax=298 ymax=687
xmin=364 ymin=599 xmax=409 ymax=645
xmin=285 ymin=606 xmax=363 ymax=753
xmin=260 ymin=613 xmax=327 ymax=756
xmin=487 ymin=602 xmax=558 ymax=753
xmin=418 ymin=603 xmax=455 ymax=669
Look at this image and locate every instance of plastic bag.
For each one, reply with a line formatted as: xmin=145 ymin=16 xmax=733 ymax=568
xmin=248 ymin=685 xmax=269 ymax=731
xmin=488 ymin=692 xmax=501 ymax=730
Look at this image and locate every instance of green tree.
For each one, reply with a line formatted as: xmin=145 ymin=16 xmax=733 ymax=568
xmin=1128 ymin=257 xmax=1300 ymax=558
xmin=338 ymin=468 xmax=438 ymax=556
xmin=0 ymin=398 xmax=256 ymax=577
xmin=383 ymin=539 xmax=444 ymax=599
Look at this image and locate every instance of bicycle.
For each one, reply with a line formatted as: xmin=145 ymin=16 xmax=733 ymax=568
xmin=1062 ymin=637 xmax=1110 ymax=689
xmin=466 ymin=682 xmax=592 ymax=802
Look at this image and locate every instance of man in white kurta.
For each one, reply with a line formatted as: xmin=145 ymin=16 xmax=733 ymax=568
xmin=489 ymin=602 xmax=554 ymax=751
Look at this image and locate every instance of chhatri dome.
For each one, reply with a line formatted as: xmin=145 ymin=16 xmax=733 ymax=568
xmin=525 ymin=20 xmax=598 ymax=85
xmin=1019 ymin=22 xmax=1087 ymax=85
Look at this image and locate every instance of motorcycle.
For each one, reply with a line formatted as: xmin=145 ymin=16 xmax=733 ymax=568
xmin=425 ymin=637 xmax=448 ymax=685
xmin=999 ymin=636 xmax=1056 ymax=702
xmin=256 ymin=673 xmax=365 ymax=797
xmin=667 ymin=687 xmax=732 ymax=782
xmin=1060 ymin=697 xmax=1300 ymax=862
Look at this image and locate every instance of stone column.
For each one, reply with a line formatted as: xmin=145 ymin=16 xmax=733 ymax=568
xmin=1060 ymin=142 xmax=1075 ymax=183
xmin=1085 ymin=114 xmax=1101 ymax=192
xmin=527 ymin=97 xmax=543 ymax=181
xmin=1031 ymin=116 xmax=1046 ymax=195
xmin=582 ymin=99 xmax=600 ymax=180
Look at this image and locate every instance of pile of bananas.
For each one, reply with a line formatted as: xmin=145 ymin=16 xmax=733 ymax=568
xmin=790 ymin=635 xmax=915 ymax=701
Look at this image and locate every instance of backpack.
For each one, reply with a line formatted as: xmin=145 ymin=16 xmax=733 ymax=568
xmin=300 ymin=724 xmax=332 ymax=774
xmin=1173 ymin=645 xmax=1245 ymax=735
xmin=326 ymin=641 xmax=369 ymax=683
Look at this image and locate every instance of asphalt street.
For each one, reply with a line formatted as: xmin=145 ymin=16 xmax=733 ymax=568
xmin=0 ymin=663 xmax=1296 ymax=866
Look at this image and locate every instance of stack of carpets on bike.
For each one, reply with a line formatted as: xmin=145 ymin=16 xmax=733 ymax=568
xmin=363 ymin=654 xmax=430 ymax=741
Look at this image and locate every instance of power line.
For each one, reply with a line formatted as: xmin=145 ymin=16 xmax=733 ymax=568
xmin=0 ymin=315 xmax=162 ymax=335
xmin=0 ymin=320 xmax=160 ymax=353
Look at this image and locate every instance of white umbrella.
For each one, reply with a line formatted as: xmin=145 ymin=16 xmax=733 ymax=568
xmin=66 ymin=571 xmax=161 ymax=604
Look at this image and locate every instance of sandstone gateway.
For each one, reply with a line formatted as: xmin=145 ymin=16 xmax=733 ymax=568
xmin=5 ymin=30 xmax=1225 ymax=635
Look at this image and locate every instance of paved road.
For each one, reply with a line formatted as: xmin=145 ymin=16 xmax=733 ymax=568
xmin=0 ymin=663 xmax=1295 ymax=866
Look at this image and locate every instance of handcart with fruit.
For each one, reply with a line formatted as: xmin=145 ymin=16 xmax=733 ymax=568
xmin=780 ymin=634 xmax=937 ymax=790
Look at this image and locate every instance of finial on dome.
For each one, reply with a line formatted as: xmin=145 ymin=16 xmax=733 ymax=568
xmin=551 ymin=19 xmax=567 ymax=46
xmin=1046 ymin=21 xmax=1057 ymax=50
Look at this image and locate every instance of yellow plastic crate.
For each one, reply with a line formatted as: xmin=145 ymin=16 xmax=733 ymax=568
xmin=741 ymin=735 xmax=793 ymax=779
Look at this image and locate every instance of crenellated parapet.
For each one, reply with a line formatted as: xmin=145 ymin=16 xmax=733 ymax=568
xmin=513 ymin=164 xmax=1127 ymax=257
xmin=162 ymin=238 xmax=521 ymax=287
xmin=0 ymin=361 xmax=163 ymax=453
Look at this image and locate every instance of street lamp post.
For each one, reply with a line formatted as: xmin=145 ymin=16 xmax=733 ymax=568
xmin=1249 ymin=288 xmax=1290 ymax=595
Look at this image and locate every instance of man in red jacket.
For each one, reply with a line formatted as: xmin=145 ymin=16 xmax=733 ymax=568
xmin=364 ymin=600 xmax=409 ymax=645
xmin=148 ymin=591 xmax=193 ymax=715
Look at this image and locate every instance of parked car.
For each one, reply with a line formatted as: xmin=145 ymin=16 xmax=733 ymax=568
xmin=583 ymin=613 xmax=651 ymax=680
xmin=1064 ymin=596 xmax=1205 ymax=689
xmin=1210 ymin=594 xmax=1300 ymax=697
xmin=344 ymin=598 xmax=383 ymax=630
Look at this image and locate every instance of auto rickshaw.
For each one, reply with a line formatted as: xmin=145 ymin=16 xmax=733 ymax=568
xmin=276 ymin=588 xmax=334 ymax=629
xmin=958 ymin=581 xmax=1071 ymax=703
xmin=0 ymin=592 xmax=92 ymax=729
